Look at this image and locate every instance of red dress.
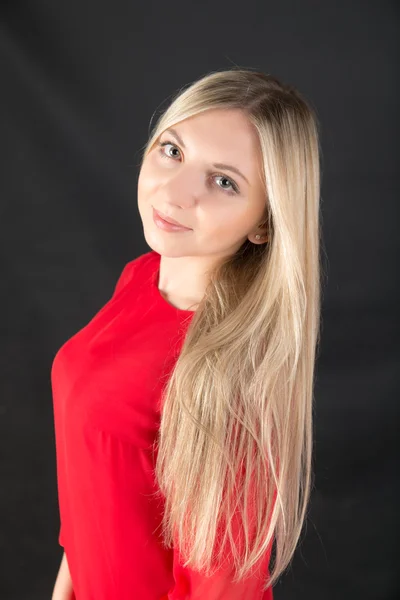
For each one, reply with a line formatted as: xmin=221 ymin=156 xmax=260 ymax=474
xmin=51 ymin=249 xmax=274 ymax=599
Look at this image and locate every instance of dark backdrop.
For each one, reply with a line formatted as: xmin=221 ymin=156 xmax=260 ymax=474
xmin=1 ymin=1 xmax=398 ymax=599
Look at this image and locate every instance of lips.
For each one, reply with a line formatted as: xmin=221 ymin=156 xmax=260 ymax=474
xmin=153 ymin=207 xmax=191 ymax=229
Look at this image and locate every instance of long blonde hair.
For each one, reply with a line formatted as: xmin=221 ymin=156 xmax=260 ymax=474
xmin=140 ymin=68 xmax=322 ymax=591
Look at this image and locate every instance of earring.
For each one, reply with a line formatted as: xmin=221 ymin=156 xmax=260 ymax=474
xmin=255 ymin=234 xmax=265 ymax=240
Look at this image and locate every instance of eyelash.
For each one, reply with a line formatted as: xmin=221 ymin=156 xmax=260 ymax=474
xmin=157 ymin=140 xmax=240 ymax=195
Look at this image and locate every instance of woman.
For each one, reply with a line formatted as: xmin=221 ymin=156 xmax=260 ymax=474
xmin=52 ymin=68 xmax=322 ymax=599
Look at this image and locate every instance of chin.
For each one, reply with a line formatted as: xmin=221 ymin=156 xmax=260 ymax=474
xmin=141 ymin=227 xmax=175 ymax=257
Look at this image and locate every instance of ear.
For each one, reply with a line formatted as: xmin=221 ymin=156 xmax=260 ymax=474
xmin=248 ymin=221 xmax=269 ymax=244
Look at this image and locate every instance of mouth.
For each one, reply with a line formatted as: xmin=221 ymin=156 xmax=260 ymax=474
xmin=153 ymin=207 xmax=191 ymax=229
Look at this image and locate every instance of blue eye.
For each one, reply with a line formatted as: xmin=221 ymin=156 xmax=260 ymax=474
xmin=159 ymin=141 xmax=180 ymax=160
xmin=157 ymin=140 xmax=240 ymax=195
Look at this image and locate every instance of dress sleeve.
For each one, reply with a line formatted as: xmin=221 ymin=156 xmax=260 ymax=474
xmin=58 ymin=523 xmax=64 ymax=548
xmin=167 ymin=459 xmax=276 ymax=600
xmin=167 ymin=514 xmax=274 ymax=600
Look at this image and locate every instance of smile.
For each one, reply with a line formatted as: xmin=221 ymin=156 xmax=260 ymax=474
xmin=152 ymin=208 xmax=192 ymax=232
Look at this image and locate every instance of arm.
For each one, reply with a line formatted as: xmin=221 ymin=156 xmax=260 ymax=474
xmin=52 ymin=552 xmax=75 ymax=600
xmin=50 ymin=260 xmax=134 ymax=600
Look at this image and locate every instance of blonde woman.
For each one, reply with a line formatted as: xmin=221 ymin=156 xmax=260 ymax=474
xmin=52 ymin=68 xmax=322 ymax=600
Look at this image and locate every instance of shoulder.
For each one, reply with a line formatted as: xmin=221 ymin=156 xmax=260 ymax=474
xmin=112 ymin=250 xmax=158 ymax=297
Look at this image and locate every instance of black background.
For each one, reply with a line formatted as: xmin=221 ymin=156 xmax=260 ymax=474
xmin=1 ymin=1 xmax=399 ymax=598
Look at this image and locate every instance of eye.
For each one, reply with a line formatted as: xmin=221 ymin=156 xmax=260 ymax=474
xmin=157 ymin=140 xmax=240 ymax=195
xmin=158 ymin=141 xmax=181 ymax=160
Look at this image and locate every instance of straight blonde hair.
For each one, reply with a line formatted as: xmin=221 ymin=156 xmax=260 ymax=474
xmin=140 ymin=68 xmax=323 ymax=591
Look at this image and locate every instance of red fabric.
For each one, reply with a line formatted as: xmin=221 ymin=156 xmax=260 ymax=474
xmin=52 ymin=249 xmax=274 ymax=599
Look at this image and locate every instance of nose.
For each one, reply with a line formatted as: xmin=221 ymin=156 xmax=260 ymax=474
xmin=161 ymin=166 xmax=199 ymax=209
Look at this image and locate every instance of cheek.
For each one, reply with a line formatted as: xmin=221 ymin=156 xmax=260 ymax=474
xmin=138 ymin=155 xmax=160 ymax=194
xmin=201 ymin=204 xmax=249 ymax=238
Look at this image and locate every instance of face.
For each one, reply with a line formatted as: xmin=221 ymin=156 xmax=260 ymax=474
xmin=137 ymin=108 xmax=268 ymax=261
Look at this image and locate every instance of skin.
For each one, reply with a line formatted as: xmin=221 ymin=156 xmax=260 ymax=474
xmin=52 ymin=552 xmax=75 ymax=600
xmin=137 ymin=108 xmax=269 ymax=311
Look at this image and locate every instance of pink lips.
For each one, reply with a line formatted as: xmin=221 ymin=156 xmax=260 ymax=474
xmin=152 ymin=208 xmax=192 ymax=231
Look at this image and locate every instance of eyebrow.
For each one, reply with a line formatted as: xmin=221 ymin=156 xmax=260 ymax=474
xmin=163 ymin=127 xmax=250 ymax=185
